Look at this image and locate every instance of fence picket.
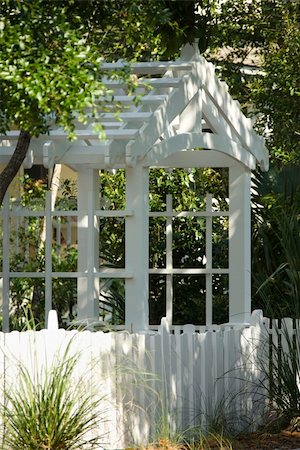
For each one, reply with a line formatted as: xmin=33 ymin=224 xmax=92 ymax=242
xmin=198 ymin=331 xmax=207 ymax=429
xmin=281 ymin=317 xmax=294 ymax=359
xmin=181 ymin=328 xmax=195 ymax=431
xmin=174 ymin=333 xmax=183 ymax=431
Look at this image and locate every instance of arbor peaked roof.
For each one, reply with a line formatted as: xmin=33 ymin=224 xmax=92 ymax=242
xmin=0 ymin=43 xmax=268 ymax=171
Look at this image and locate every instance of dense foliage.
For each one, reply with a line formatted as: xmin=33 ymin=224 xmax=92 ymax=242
xmin=252 ymin=166 xmax=300 ymax=317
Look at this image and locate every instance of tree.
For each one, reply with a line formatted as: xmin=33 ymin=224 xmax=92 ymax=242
xmin=251 ymin=14 xmax=300 ymax=166
xmin=209 ymin=0 xmax=300 ymax=164
xmin=0 ymin=0 xmax=143 ymax=206
xmin=1 ymin=0 xmax=211 ymax=206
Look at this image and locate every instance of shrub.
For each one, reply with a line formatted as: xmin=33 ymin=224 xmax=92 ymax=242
xmin=0 ymin=345 xmax=104 ymax=450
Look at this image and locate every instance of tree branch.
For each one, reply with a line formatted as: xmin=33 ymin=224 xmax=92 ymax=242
xmin=0 ymin=130 xmax=31 ymax=207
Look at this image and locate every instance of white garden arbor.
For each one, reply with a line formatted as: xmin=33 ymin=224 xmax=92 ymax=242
xmin=0 ymin=43 xmax=268 ymax=331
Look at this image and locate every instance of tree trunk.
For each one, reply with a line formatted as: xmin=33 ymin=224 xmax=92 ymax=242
xmin=0 ymin=129 xmax=31 ymax=207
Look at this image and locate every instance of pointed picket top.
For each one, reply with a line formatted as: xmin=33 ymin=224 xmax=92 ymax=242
xmin=47 ymin=309 xmax=59 ymax=331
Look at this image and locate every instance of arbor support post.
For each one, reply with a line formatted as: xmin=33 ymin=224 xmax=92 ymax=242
xmin=125 ymin=163 xmax=149 ymax=331
xmin=229 ymin=164 xmax=251 ymax=323
xmin=77 ymin=169 xmax=100 ymax=324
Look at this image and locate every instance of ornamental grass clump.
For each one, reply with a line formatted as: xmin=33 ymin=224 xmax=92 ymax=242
xmin=0 ymin=346 xmax=103 ymax=450
xmin=253 ymin=208 xmax=300 ymax=428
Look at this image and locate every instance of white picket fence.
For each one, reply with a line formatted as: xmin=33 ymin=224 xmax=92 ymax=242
xmin=0 ymin=309 xmax=273 ymax=448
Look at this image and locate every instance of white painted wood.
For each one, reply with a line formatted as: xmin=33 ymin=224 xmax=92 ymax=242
xmin=95 ymin=269 xmax=133 ymax=278
xmin=150 ymin=210 xmax=229 ymax=218
xmin=104 ymin=77 xmax=180 ymax=89
xmin=0 ymin=146 xmax=16 ymax=164
xmin=6 ymin=271 xmax=46 ymax=278
xmin=88 ymin=191 xmax=99 ymax=321
xmin=99 ymin=112 xmax=152 ymax=122
xmin=23 ymin=149 xmax=34 ymax=168
xmin=166 ymin=194 xmax=173 ymax=325
xmin=2 ymin=193 xmax=10 ymax=332
xmin=1 ymin=270 xmax=133 ymax=279
xmin=55 ymin=217 xmax=61 ymax=255
xmin=126 ymin=69 xmax=201 ymax=163
xmin=3 ymin=128 xmax=140 ymax=141
xmin=77 ymin=169 xmax=100 ymax=324
xmin=102 ymin=94 xmax=167 ymax=105
xmin=66 ymin=217 xmax=72 ymax=246
xmin=43 ymin=141 xmax=55 ymax=169
xmin=200 ymin=63 xmax=268 ymax=170
xmin=4 ymin=331 xmax=21 ymax=394
xmin=178 ymin=90 xmax=202 ymax=134
xmin=280 ymin=317 xmax=294 ymax=359
xmin=102 ymin=61 xmax=193 ymax=74
xmin=204 ymin=331 xmax=214 ymax=419
xmin=181 ymin=327 xmax=195 ymax=429
xmin=47 ymin=309 xmax=59 ymax=331
xmin=180 ymin=41 xmax=201 ymax=61
xmin=149 ymin=150 xmax=240 ymax=169
xmin=0 ymin=331 xmax=5 ymax=410
xmin=149 ymin=268 xmax=229 ymax=275
xmin=205 ymin=194 xmax=213 ymax=325
xmin=45 ymin=191 xmax=53 ymax=324
xmin=125 ymin=163 xmax=149 ymax=331
xmin=202 ymin=90 xmax=234 ymax=139
xmin=0 ymin=310 xmax=281 ymax=447
xmin=229 ymin=164 xmax=252 ymax=323
xmin=145 ymin=133 xmax=256 ymax=169
xmin=57 ymin=144 xmax=108 ymax=165
xmin=94 ymin=209 xmax=133 ymax=217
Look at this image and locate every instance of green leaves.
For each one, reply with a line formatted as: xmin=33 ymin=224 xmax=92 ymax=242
xmin=252 ymin=15 xmax=300 ymax=165
xmin=0 ymin=0 xmax=127 ymax=137
xmin=208 ymin=0 xmax=300 ymax=166
xmin=1 ymin=345 xmax=104 ymax=449
xmin=251 ymin=166 xmax=300 ymax=317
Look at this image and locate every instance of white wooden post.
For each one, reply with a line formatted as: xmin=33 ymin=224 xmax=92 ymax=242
xmin=77 ymin=169 xmax=100 ymax=324
xmin=205 ymin=194 xmax=213 ymax=325
xmin=2 ymin=193 xmax=10 ymax=332
xmin=45 ymin=191 xmax=53 ymax=325
xmin=125 ymin=163 xmax=149 ymax=331
xmin=166 ymin=194 xmax=173 ymax=325
xmin=229 ymin=163 xmax=251 ymax=323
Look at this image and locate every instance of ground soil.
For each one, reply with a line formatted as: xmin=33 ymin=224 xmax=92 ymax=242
xmin=233 ymin=430 xmax=300 ymax=450
xmin=143 ymin=431 xmax=300 ymax=450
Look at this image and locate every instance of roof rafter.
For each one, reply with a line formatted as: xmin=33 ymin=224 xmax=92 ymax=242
xmin=0 ymin=44 xmax=268 ymax=171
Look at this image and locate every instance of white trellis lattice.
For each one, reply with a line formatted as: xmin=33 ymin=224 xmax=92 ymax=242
xmin=149 ymin=192 xmax=230 ymax=326
xmin=0 ymin=42 xmax=268 ymax=331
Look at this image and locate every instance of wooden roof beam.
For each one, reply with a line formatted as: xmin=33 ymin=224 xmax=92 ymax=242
xmin=97 ymin=112 xmax=152 ymax=122
xmin=199 ymin=59 xmax=268 ymax=169
xmin=145 ymin=132 xmax=256 ymax=170
xmin=2 ymin=128 xmax=139 ymax=141
xmin=101 ymin=61 xmax=193 ymax=75
xmin=103 ymin=77 xmax=181 ymax=89
xmin=126 ymin=66 xmax=202 ymax=164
